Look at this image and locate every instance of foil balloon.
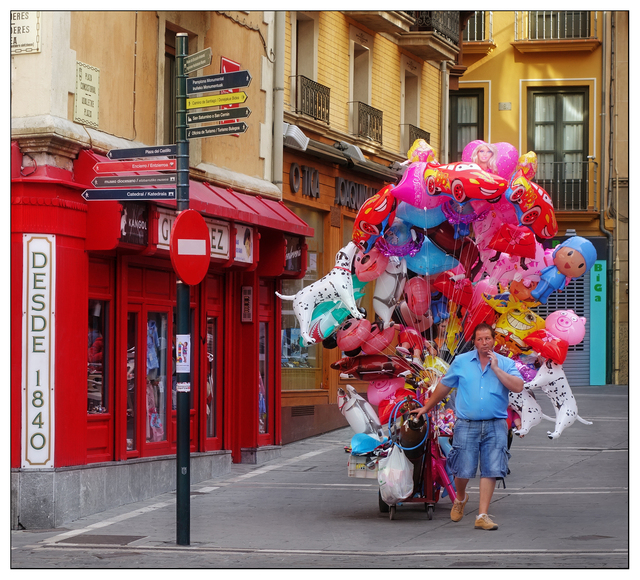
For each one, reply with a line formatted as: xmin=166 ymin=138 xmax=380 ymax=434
xmin=372 ymin=256 xmax=407 ymax=323
xmin=366 ymin=377 xmax=405 ymax=406
xmin=404 ymin=276 xmax=431 ymax=316
xmin=406 ymin=138 xmax=439 ymax=164
xmin=354 ymin=245 xmax=389 ymax=282
xmin=396 ymin=200 xmax=446 ymax=229
xmin=506 ymin=170 xmax=558 ymax=239
xmin=331 ymin=354 xmax=419 ymax=382
xmin=405 ymin=236 xmax=459 ymax=276
xmin=462 ymin=140 xmax=519 ymax=180
xmin=336 ymin=318 xmax=371 ymax=354
xmin=545 ymin=309 xmax=587 ymax=345
xmin=494 ymin=305 xmax=546 ymax=355
xmin=361 ymin=322 xmax=397 ymax=355
xmin=525 ymin=360 xmax=592 ymax=439
xmin=393 ymin=300 xmax=434 ymax=335
xmin=531 ymin=237 xmax=597 ymax=304
xmin=523 ymin=330 xmax=569 ymax=364
xmin=515 ymin=151 xmax=538 ymax=180
xmin=352 ymin=184 xmax=397 ymax=253
xmin=337 ymin=384 xmax=383 ymax=438
xmin=427 ymin=220 xmax=479 ymax=277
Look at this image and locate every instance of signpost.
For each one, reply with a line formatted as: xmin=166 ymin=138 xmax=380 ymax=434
xmin=186 ymin=122 xmax=248 ymax=140
xmin=107 ymin=145 xmax=177 ymax=159
xmin=186 ymin=70 xmax=251 ymax=94
xmin=92 ymin=174 xmax=177 ymax=188
xmin=184 ymin=47 xmax=212 ymax=75
xmin=187 ymin=107 xmax=251 ymax=124
xmin=186 ymin=91 xmax=248 ymax=110
xmin=81 ymin=188 xmax=176 ymax=201
xmin=93 ymin=159 xmax=176 ymax=173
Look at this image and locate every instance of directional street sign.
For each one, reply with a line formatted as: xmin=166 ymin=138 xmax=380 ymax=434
xmin=184 ymin=48 xmax=212 ymax=75
xmin=82 ymin=188 xmax=176 ymax=201
xmin=187 ymin=107 xmax=251 ymax=124
xmin=186 ymin=70 xmax=252 ymax=94
xmin=187 ymin=122 xmax=248 ymax=140
xmin=107 ymin=145 xmax=177 ymax=160
xmin=92 ymin=174 xmax=177 ymax=188
xmin=93 ymin=159 xmax=176 ymax=173
xmin=187 ymin=92 xmax=248 ymax=110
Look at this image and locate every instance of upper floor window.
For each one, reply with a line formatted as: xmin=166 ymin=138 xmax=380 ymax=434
xmin=528 ymin=11 xmax=590 ymax=40
xmin=527 ymin=87 xmax=589 ymax=211
xmin=163 ymin=28 xmax=177 ymax=145
xmin=400 ymin=55 xmax=423 ymax=155
xmin=449 ymin=88 xmax=484 ymax=162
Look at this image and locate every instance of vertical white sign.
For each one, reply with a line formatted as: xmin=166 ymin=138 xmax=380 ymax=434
xmin=75 ymin=61 xmax=100 ymax=128
xmin=22 ymin=235 xmax=56 ymax=468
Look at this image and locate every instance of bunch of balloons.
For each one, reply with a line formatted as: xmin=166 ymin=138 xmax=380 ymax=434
xmin=277 ymin=139 xmax=597 ymax=440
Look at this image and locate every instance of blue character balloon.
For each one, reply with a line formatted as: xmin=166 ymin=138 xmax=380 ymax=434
xmin=530 ymin=236 xmax=597 ymax=304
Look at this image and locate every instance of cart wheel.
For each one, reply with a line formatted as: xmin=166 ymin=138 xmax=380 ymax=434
xmin=426 ymin=505 xmax=434 ymax=520
xmin=378 ymin=491 xmax=389 ymax=513
xmin=389 ymin=505 xmax=396 ymax=520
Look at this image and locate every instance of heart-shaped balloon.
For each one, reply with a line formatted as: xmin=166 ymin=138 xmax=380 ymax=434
xmin=462 ymin=140 xmax=519 ymax=180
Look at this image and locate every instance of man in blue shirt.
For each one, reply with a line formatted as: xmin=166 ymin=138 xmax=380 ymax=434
xmin=412 ymin=323 xmax=523 ymax=530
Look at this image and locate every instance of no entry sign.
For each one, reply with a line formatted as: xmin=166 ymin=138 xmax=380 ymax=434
xmin=169 ymin=209 xmax=211 ymax=286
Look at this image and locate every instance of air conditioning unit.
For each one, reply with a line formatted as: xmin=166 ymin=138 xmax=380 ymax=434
xmin=283 ymin=123 xmax=309 ymax=151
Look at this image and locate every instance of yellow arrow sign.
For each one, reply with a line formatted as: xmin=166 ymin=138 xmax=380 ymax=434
xmin=186 ymin=92 xmax=248 ymax=110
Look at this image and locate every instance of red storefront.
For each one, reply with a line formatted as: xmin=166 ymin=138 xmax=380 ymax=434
xmin=10 ymin=142 xmax=312 ymax=529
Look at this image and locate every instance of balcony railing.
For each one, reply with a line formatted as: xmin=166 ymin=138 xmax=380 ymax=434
xmin=293 ymin=75 xmax=330 ymax=124
xmin=404 ymin=11 xmax=461 ymax=46
xmin=463 ymin=11 xmax=492 ymax=42
xmin=515 ymin=11 xmax=597 ymax=41
xmin=536 ymin=160 xmax=591 ymax=211
xmin=349 ymin=101 xmax=383 ymax=144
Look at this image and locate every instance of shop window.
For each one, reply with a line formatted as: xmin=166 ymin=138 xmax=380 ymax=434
xmin=87 ymin=299 xmax=109 ymax=414
xmin=281 ymin=206 xmax=324 ymax=391
xmin=258 ymin=322 xmax=269 ymax=435
xmin=146 ymin=312 xmax=169 ymax=443
xmin=126 ymin=312 xmax=138 ymax=451
xmin=205 ymin=316 xmax=218 ymax=438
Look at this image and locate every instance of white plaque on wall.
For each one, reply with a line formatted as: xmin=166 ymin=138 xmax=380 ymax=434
xmin=11 ymin=11 xmax=41 ymax=55
xmin=75 ymin=61 xmax=100 ymax=128
xmin=22 ymin=234 xmax=56 ymax=468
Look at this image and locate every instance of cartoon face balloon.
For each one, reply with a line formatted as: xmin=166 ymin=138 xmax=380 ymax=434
xmin=545 ymin=310 xmax=586 ymax=345
xmin=462 ymin=140 xmax=519 ymax=180
xmin=354 ymin=245 xmax=389 ymax=282
xmin=494 ymin=306 xmax=546 ymax=355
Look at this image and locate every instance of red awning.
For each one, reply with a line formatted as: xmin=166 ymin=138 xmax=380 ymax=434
xmin=72 ymin=149 xmax=313 ymax=237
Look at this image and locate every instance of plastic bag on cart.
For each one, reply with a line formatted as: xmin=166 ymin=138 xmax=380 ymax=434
xmin=378 ymin=445 xmax=414 ymax=505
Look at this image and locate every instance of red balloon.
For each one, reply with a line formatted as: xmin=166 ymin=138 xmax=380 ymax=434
xmin=404 ymin=277 xmax=431 ymax=316
xmin=488 ymin=223 xmax=537 ymax=259
xmin=523 ymin=329 xmax=569 ymax=364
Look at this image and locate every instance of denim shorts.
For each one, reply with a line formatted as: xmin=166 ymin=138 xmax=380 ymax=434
xmin=446 ymin=418 xmax=510 ymax=479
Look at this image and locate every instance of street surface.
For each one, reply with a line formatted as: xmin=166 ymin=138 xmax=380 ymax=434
xmin=10 ymin=385 xmax=629 ymax=569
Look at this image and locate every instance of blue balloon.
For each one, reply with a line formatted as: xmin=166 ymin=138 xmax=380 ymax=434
xmin=405 ymin=237 xmax=460 ymax=275
xmin=396 ymin=201 xmax=446 ymax=230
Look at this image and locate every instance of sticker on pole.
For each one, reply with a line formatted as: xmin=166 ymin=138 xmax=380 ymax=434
xmin=170 ymin=209 xmax=211 ymax=286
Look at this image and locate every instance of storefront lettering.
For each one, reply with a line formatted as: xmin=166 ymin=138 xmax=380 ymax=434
xmin=22 ymin=234 xmax=55 ymax=468
xmin=334 ymin=177 xmax=376 ymax=210
xmin=289 ymin=163 xmax=319 ymax=198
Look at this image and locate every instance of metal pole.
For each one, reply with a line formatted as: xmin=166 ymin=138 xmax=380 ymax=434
xmin=175 ymin=31 xmax=190 ymax=546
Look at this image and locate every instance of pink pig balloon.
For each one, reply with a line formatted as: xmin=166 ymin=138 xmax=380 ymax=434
xmin=367 ymin=377 xmax=406 ymax=407
xmin=545 ymin=310 xmax=587 ymax=345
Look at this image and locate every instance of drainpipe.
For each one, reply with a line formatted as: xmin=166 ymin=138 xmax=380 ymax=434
xmin=272 ymin=11 xmax=285 ymax=193
xmin=598 ymin=11 xmax=614 ymax=384
xmin=440 ymin=60 xmax=449 ymax=163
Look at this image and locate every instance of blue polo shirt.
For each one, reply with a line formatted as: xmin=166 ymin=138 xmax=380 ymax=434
xmin=440 ymin=350 xmax=521 ymax=420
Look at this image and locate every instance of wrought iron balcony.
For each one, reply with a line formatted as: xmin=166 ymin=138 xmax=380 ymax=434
xmin=513 ymin=11 xmax=600 ymax=52
xmin=536 ymin=160 xmax=591 ymax=211
xmin=349 ymin=101 xmax=383 ymax=144
xmin=405 ymin=11 xmax=461 ymax=46
xmin=293 ymin=75 xmax=330 ymax=124
xmin=396 ymin=11 xmax=462 ymax=61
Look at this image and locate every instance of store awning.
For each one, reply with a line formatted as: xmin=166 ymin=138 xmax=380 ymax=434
xmin=73 ymin=149 xmax=314 ymax=237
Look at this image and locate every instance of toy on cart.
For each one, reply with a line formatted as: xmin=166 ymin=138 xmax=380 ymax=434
xmin=377 ymin=394 xmax=457 ymax=520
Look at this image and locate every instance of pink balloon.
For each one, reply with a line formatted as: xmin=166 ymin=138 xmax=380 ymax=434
xmin=361 ymin=323 xmax=397 ymax=355
xmin=336 ymin=318 xmax=371 ymax=352
xmin=404 ymin=276 xmax=431 ymax=316
xmin=462 ymin=140 xmax=519 ymax=180
xmin=392 ymin=162 xmax=448 ymax=209
xmin=545 ymin=310 xmax=587 ymax=345
xmin=354 ymin=246 xmax=389 ymax=282
xmin=367 ymin=377 xmax=405 ymax=406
